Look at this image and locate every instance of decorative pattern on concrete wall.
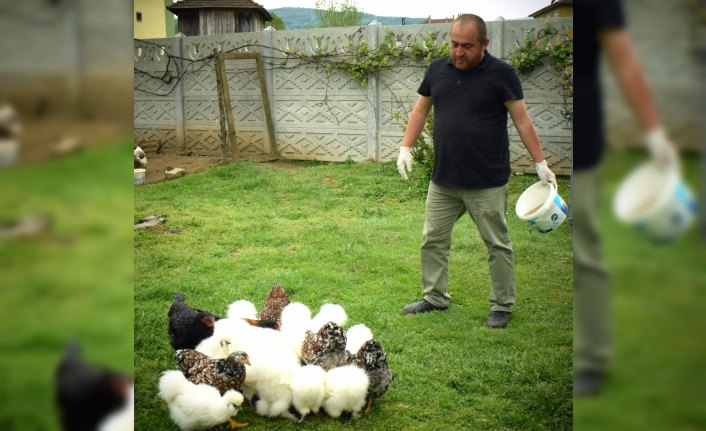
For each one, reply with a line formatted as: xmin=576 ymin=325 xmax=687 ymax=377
xmin=134 ymin=18 xmax=573 ymax=174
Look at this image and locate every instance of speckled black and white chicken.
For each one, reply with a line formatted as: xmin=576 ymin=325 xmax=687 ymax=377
xmin=175 ymin=349 xmax=250 ymax=395
xmin=258 ymin=283 xmax=290 ymax=324
xmin=300 ymin=321 xmax=350 ymax=370
xmin=168 ymin=292 xmax=220 ymax=350
xmin=349 ymin=339 xmax=395 ymax=413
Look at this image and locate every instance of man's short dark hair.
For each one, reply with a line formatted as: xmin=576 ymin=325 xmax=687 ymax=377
xmin=452 ymin=14 xmax=488 ymax=43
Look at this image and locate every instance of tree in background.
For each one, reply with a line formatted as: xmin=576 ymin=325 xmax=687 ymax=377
xmin=314 ymin=0 xmax=363 ymax=28
xmin=266 ymin=12 xmax=286 ymax=30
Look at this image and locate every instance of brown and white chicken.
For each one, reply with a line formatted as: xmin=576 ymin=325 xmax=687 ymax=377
xmin=300 ymin=321 xmax=350 ymax=370
xmin=258 ymin=283 xmax=290 ymax=323
xmin=175 ymin=349 xmax=250 ymax=396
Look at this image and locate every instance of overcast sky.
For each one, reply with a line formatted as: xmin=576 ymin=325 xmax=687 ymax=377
xmin=256 ymin=0 xmax=552 ymax=21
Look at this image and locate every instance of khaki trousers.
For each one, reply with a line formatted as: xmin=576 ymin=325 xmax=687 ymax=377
xmin=572 ymin=168 xmax=612 ymax=371
xmin=421 ymin=181 xmax=515 ymax=311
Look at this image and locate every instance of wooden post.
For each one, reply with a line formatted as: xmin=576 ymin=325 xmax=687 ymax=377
xmin=219 ymin=53 xmax=277 ymax=161
xmin=217 ymin=54 xmax=239 ymax=162
xmin=255 ymin=54 xmax=278 ymax=158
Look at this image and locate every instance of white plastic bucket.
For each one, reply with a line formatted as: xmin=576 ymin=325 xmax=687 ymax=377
xmin=0 ymin=138 xmax=18 ymax=167
xmin=613 ymin=161 xmax=696 ymax=243
xmin=134 ymin=168 xmax=146 ymax=185
xmin=516 ymin=181 xmax=568 ymax=233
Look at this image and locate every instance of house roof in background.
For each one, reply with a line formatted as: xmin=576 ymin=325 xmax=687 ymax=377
xmin=529 ymin=0 xmax=573 ymax=18
xmin=167 ymin=0 xmax=273 ymax=21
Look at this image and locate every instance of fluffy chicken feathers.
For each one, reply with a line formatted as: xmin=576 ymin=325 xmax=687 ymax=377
xmin=291 ymin=365 xmax=326 ymax=421
xmin=323 ymin=365 xmax=369 ymax=419
xmin=175 ymin=349 xmax=250 ymax=395
xmin=159 ymin=370 xmax=246 ymax=431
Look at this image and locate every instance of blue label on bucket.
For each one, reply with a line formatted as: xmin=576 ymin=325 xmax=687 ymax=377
xmin=554 ymin=195 xmax=568 ymax=215
xmin=675 ymin=183 xmax=698 ymax=215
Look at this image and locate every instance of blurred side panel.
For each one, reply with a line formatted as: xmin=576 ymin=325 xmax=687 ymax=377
xmin=574 ymin=0 xmax=705 ymax=429
xmin=0 ymin=0 xmax=133 ymax=430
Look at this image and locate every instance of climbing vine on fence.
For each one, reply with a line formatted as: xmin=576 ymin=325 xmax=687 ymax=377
xmin=278 ymin=29 xmax=449 ymax=87
xmin=507 ymin=19 xmax=573 ymax=118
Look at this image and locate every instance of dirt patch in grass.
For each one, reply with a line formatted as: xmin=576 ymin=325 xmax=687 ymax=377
xmin=140 ymin=152 xmax=224 ymax=184
xmin=15 ymin=117 xmax=129 ymax=165
xmin=139 ymin=155 xmax=306 ymax=185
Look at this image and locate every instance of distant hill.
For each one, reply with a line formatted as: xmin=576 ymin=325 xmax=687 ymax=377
xmin=268 ymin=7 xmax=427 ymax=30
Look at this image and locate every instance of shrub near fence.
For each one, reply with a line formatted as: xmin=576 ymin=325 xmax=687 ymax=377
xmin=134 ymin=18 xmax=573 ymax=175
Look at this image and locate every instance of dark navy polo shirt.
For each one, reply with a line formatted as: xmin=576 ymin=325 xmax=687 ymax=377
xmin=573 ymin=0 xmax=625 ymax=170
xmin=418 ymin=51 xmax=524 ymax=188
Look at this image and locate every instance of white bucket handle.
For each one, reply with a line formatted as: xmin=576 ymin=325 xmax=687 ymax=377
xmin=539 ymin=181 xmax=557 ymax=212
xmin=547 ymin=180 xmax=557 ymax=192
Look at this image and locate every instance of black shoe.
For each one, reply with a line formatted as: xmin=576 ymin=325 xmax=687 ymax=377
xmin=402 ymin=299 xmax=448 ymax=314
xmin=573 ymin=369 xmax=605 ymax=397
xmin=485 ymin=311 xmax=511 ymax=328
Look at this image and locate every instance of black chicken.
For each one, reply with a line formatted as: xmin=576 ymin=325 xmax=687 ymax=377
xmin=349 ymin=339 xmax=395 ymax=414
xmin=168 ymin=291 xmax=220 ymax=350
xmin=55 ymin=339 xmax=132 ymax=431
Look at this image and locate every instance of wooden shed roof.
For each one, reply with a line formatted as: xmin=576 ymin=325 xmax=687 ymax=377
xmin=167 ymin=0 xmax=273 ymax=21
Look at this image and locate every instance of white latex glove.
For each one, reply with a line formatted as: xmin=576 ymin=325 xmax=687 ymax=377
xmin=535 ymin=160 xmax=556 ymax=187
xmin=646 ymin=128 xmax=678 ymax=167
xmin=397 ymin=146 xmax=413 ymax=180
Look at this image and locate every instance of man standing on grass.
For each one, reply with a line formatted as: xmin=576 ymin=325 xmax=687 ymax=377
xmin=397 ymin=14 xmax=556 ymax=328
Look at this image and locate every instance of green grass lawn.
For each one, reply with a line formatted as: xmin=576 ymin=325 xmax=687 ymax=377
xmin=0 ymin=142 xmax=134 ymax=430
xmin=573 ymin=149 xmax=706 ymax=430
xmin=135 ymin=160 xmax=573 ymax=430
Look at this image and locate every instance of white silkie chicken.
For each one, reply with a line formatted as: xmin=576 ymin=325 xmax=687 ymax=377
xmin=196 ymin=312 xmax=287 ymax=358
xmin=291 ymin=365 xmax=326 ymax=422
xmin=309 ymin=303 xmax=348 ymax=332
xmin=322 ymin=365 xmax=369 ymax=419
xmin=279 ymin=302 xmax=312 ymax=361
xmin=158 ymin=370 xmax=247 ymax=430
xmin=248 ymin=343 xmax=300 ymax=421
xmin=194 ymin=317 xmax=252 ymax=359
xmin=134 ymin=145 xmax=147 ymax=169
xmin=345 ymin=323 xmax=374 ymax=355
xmin=226 ymin=300 xmax=258 ymax=320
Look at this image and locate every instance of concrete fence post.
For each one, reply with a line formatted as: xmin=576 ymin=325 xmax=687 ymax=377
xmin=174 ymin=33 xmax=186 ymax=151
xmin=262 ymin=26 xmax=276 ymax=145
xmin=366 ymin=20 xmax=381 ymax=161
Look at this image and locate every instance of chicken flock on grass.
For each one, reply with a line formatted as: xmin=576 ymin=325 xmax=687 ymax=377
xmin=159 ymin=283 xmax=395 ymax=429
